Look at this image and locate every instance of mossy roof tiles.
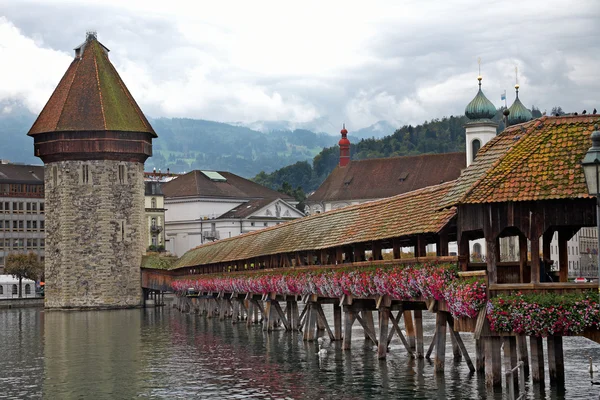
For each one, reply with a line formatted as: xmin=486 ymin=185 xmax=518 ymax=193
xmin=441 ymin=115 xmax=599 ymax=207
xmin=28 ymin=38 xmax=156 ymax=137
xmin=174 ymin=181 xmax=456 ymax=268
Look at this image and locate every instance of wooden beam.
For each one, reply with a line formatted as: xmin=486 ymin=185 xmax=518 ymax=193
xmin=558 ymin=230 xmax=569 ymax=283
xmin=426 ymin=331 xmax=436 ymax=359
xmin=378 ymin=307 xmax=390 ymax=359
xmin=314 ymin=303 xmax=335 ymax=341
xmin=485 ymin=236 xmax=498 ymax=285
xmin=404 ymin=311 xmax=416 ymax=352
xmin=547 ymin=336 xmax=565 ymax=384
xmin=530 ymin=336 xmax=545 ymax=383
xmin=414 ymin=309 xmax=424 ymax=358
xmin=530 ymin=232 xmax=541 ymax=284
xmin=447 ymin=316 xmax=475 ymax=372
xmin=437 ymin=229 xmax=449 ymax=257
xmin=361 ymin=311 xmax=375 ymax=341
xmin=333 ymin=304 xmax=343 ymax=340
xmin=519 ymin=234 xmax=528 ymax=283
xmin=458 ymin=233 xmax=470 ymax=272
xmin=485 ymin=336 xmax=502 ymax=387
xmin=475 ymin=338 xmax=485 ymax=372
xmin=416 ymin=235 xmax=427 ymax=257
xmin=516 ymin=335 xmax=529 ymax=375
xmin=393 ymin=238 xmax=401 ymax=259
xmin=434 ymin=312 xmax=447 ymax=372
xmin=372 ymin=241 xmax=383 ymax=261
xmin=354 ymin=243 xmax=365 ymax=262
xmin=387 ymin=310 xmax=414 ymax=357
xmin=342 ymin=306 xmax=356 ymax=350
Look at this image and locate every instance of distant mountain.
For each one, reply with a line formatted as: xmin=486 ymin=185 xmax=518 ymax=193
xmin=0 ymin=107 xmax=339 ymax=177
xmin=231 ymin=117 xmax=338 ymax=136
xmin=349 ymin=121 xmax=398 ymax=141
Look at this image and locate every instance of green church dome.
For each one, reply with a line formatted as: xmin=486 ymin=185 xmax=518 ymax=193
xmin=508 ymin=85 xmax=533 ymax=125
xmin=465 ymin=77 xmax=497 ymax=121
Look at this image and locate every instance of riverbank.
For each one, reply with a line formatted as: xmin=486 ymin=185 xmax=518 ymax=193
xmin=0 ymin=297 xmax=44 ymax=309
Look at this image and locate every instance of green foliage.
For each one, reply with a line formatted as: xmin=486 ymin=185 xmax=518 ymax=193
xmin=5 ymin=252 xmax=43 ymax=298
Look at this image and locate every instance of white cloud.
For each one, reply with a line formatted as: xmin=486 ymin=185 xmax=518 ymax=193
xmin=0 ymin=17 xmax=72 ymax=113
xmin=0 ymin=0 xmax=599 ymax=133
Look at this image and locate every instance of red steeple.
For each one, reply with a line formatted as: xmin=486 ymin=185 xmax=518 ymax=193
xmin=339 ymin=124 xmax=350 ymax=167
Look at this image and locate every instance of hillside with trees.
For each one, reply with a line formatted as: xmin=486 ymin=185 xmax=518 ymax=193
xmin=254 ymin=106 xmax=544 ymax=200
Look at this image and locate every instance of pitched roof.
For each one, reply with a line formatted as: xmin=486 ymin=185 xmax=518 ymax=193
xmin=442 ymin=114 xmax=600 ymax=207
xmin=174 ymin=181 xmax=456 ymax=268
xmin=307 ymin=152 xmax=466 ymax=202
xmin=162 ymin=170 xmax=294 ymax=200
xmin=28 ymin=35 xmax=156 ymax=137
xmin=0 ymin=164 xmax=44 ymax=183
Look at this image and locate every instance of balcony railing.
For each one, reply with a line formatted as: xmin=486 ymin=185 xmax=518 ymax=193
xmin=202 ymin=230 xmax=219 ymax=240
xmin=150 ymin=225 xmax=163 ymax=234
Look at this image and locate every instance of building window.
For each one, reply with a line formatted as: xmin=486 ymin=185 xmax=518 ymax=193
xmin=250 ymin=222 xmax=255 ymax=227
xmin=25 ymin=284 xmax=31 ymax=295
xmin=0 ymin=286 xmax=3 ymax=295
xmin=12 ymin=284 xmax=17 ymax=295
xmin=473 ymin=243 xmax=482 ymax=256
xmin=40 ymin=221 xmax=45 ymax=231
xmin=40 ymin=239 xmax=45 ymax=248
xmin=151 ymin=198 xmax=156 ymax=209
xmin=472 ymin=139 xmax=481 ymax=161
xmin=32 ymin=203 xmax=37 ymax=212
xmin=151 ymin=217 xmax=156 ymax=228
xmin=263 ymin=222 xmax=268 ymax=227
xmin=26 ymin=202 xmax=32 ymax=213
xmin=40 ymin=203 xmax=44 ymax=214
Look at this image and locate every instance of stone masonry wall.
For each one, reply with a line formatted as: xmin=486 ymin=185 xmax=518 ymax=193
xmin=45 ymin=160 xmax=144 ymax=309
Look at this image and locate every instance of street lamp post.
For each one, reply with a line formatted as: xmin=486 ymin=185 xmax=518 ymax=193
xmin=581 ymin=124 xmax=600 ymax=295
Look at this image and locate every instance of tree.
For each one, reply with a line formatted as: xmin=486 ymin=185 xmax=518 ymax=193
xmin=551 ymin=106 xmax=565 ymax=116
xmin=5 ymin=252 xmax=43 ymax=298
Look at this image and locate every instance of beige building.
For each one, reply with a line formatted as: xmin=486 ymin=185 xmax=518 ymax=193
xmin=144 ymin=181 xmax=166 ymax=252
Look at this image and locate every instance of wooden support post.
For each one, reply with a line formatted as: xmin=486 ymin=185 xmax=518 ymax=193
xmin=485 ymin=237 xmax=498 ymax=285
xmin=503 ymin=337 xmax=515 ymax=396
xmin=475 ymin=338 xmax=485 ymax=372
xmin=426 ymin=331 xmax=437 ymax=359
xmin=378 ymin=307 xmax=390 ymax=359
xmin=319 ymin=249 xmax=328 ymax=265
xmin=272 ymin=301 xmax=290 ymax=331
xmin=484 ymin=336 xmax=502 ymax=387
xmin=372 ymin=241 xmax=383 ymax=261
xmin=356 ymin=313 xmax=378 ymax=346
xmin=263 ymin=300 xmax=272 ymax=331
xmin=392 ymin=238 xmax=401 ymax=259
xmin=246 ymin=300 xmax=254 ymax=327
xmin=458 ymin=233 xmax=470 ymax=272
xmin=519 ymin=234 xmax=528 ymax=283
xmin=387 ymin=309 xmax=414 ymax=357
xmin=306 ymin=301 xmax=318 ymax=341
xmin=449 ymin=327 xmax=462 ymax=359
xmin=434 ymin=312 xmax=447 ymax=373
xmin=416 ymin=235 xmax=427 ymax=257
xmin=361 ymin=311 xmax=375 ymax=341
xmin=343 ymin=306 xmax=355 ymax=350
xmin=516 ymin=336 xmax=529 ymax=375
xmin=404 ymin=311 xmax=416 ymax=352
xmin=530 ymin=336 xmax=545 ymax=383
xmin=558 ymin=231 xmax=569 ymax=283
xmin=314 ymin=303 xmax=335 ymax=340
xmin=437 ymin=229 xmax=449 ymax=257
xmin=335 ymin=247 xmax=343 ymax=264
xmin=414 ymin=309 xmax=424 ymax=358
xmin=447 ymin=317 xmax=475 ymax=372
xmin=354 ymin=243 xmax=365 ymax=262
xmin=547 ymin=336 xmax=565 ymax=385
xmin=333 ymin=304 xmax=343 ymax=340
xmin=530 ymin=234 xmax=541 ymax=284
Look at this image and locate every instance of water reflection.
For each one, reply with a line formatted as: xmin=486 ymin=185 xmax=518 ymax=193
xmin=0 ymin=307 xmax=599 ymax=399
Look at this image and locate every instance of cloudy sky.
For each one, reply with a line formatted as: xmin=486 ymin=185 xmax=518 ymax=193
xmin=0 ymin=0 xmax=598 ymax=133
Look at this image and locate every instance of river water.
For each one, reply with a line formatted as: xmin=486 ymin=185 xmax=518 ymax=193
xmin=0 ymin=305 xmax=599 ymax=399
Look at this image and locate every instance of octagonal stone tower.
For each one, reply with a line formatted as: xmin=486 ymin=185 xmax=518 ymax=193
xmin=28 ymin=32 xmax=156 ymax=309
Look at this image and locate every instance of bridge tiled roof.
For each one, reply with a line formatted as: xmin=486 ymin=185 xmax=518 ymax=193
xmin=174 ymin=181 xmax=456 ymax=268
xmin=441 ymin=114 xmax=599 ymax=207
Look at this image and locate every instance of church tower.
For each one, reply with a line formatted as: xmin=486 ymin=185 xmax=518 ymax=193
xmin=507 ymin=83 xmax=533 ymax=126
xmin=28 ymin=32 xmax=156 ymax=309
xmin=339 ymin=124 xmax=350 ymax=167
xmin=464 ymin=71 xmax=497 ymax=167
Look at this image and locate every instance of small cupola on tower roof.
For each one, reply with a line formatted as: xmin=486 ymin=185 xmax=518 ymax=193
xmin=338 ymin=124 xmax=350 ymax=167
xmin=465 ymin=75 xmax=497 ymax=121
xmin=507 ymin=83 xmax=533 ymax=125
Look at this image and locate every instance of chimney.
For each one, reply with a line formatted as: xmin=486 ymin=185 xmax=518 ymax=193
xmin=338 ymin=124 xmax=350 ymax=167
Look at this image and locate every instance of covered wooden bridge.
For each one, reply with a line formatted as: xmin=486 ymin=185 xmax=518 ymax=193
xmin=142 ymin=114 xmax=600 ymax=392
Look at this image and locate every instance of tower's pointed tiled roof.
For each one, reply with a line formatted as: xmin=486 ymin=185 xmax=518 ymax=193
xmin=28 ymin=32 xmax=156 ymax=137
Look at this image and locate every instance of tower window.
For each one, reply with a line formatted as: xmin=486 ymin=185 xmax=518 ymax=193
xmin=472 ymin=139 xmax=481 ymax=161
xmin=151 ymin=198 xmax=156 ymax=209
xmin=118 ymin=165 xmax=126 ymax=184
xmin=82 ymin=164 xmax=90 ymax=184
